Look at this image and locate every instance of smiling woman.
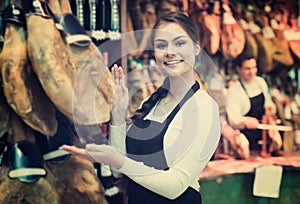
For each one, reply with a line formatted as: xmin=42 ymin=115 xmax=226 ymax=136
xmin=153 ymin=23 xmax=200 ymax=79
xmin=60 ymin=12 xmax=221 ymax=204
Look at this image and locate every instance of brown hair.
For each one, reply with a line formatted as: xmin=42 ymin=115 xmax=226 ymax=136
xmin=151 ymin=12 xmax=200 ymax=46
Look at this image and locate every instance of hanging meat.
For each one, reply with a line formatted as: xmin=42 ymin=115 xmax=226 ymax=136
xmin=127 ymin=66 xmax=155 ymax=117
xmin=285 ymin=30 xmax=300 ymax=61
xmin=271 ymin=28 xmax=294 ymax=74
xmin=7 ymin=111 xmax=37 ymax=144
xmin=270 ymin=8 xmax=300 ymax=63
xmin=220 ymin=3 xmax=245 ymax=60
xmin=255 ymin=13 xmax=294 ymax=74
xmin=0 ymin=28 xmax=10 ymax=138
xmin=189 ymin=1 xmax=221 ymax=56
xmin=201 ymin=14 xmax=221 ymax=55
xmin=0 ymin=1 xmax=111 ymax=203
xmin=0 ymin=164 xmax=60 ymax=204
xmin=0 ymin=112 xmax=60 ymax=204
xmin=0 ymin=7 xmax=57 ymax=136
xmin=238 ymin=19 xmax=258 ymax=59
xmin=44 ymin=154 xmax=106 ymax=204
xmin=27 ymin=12 xmax=77 ymax=122
xmin=282 ymin=17 xmax=300 ymax=61
xmin=52 ymin=0 xmax=115 ymax=125
xmin=0 ymin=87 xmax=11 ymax=138
xmin=200 ymin=12 xmax=221 ymax=55
xmin=247 ymin=19 xmax=273 ymax=73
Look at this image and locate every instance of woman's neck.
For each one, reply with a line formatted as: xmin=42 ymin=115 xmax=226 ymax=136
xmin=168 ymin=71 xmax=195 ymax=97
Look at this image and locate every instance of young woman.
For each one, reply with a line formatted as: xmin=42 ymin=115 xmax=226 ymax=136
xmin=61 ymin=12 xmax=220 ymax=203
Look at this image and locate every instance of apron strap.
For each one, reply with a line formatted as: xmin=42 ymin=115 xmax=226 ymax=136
xmin=239 ymin=78 xmax=263 ymax=98
xmin=166 ymin=81 xmax=200 ymax=123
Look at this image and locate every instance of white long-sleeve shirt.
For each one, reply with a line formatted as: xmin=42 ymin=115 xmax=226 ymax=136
xmin=109 ymin=89 xmax=220 ymax=199
xmin=226 ymin=76 xmax=276 ymax=129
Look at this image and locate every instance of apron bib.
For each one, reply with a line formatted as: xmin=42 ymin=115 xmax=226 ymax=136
xmin=239 ymin=80 xmax=265 ymax=150
xmin=126 ymin=82 xmax=202 ymax=204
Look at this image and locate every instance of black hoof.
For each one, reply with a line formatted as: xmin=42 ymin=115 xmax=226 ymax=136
xmin=1 ymin=4 xmax=26 ymax=28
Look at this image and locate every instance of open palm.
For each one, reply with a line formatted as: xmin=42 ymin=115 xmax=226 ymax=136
xmin=111 ymin=64 xmax=129 ymax=125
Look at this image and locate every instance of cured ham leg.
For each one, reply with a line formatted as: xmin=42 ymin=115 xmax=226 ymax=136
xmin=7 ymin=111 xmax=36 ymax=143
xmin=271 ymin=29 xmax=294 ymax=72
xmin=251 ymin=32 xmax=273 ymax=73
xmin=221 ymin=22 xmax=245 ymax=60
xmin=0 ymin=165 xmax=60 ymax=204
xmin=286 ymin=18 xmax=300 ymax=60
xmin=0 ymin=23 xmax=30 ymax=116
xmin=220 ymin=4 xmax=245 ymax=60
xmin=200 ymin=13 xmax=221 ymax=55
xmin=0 ymin=86 xmax=11 ymax=138
xmin=253 ymin=12 xmax=293 ymax=74
xmin=0 ymin=21 xmax=57 ymax=136
xmin=238 ymin=19 xmax=258 ymax=59
xmin=288 ymin=37 xmax=300 ymax=61
xmin=70 ymin=44 xmax=115 ymax=125
xmin=190 ymin=1 xmax=220 ymax=56
xmin=127 ymin=67 xmax=155 ymax=116
xmin=58 ymin=0 xmax=115 ymax=125
xmin=0 ymin=113 xmax=60 ymax=204
xmin=27 ymin=14 xmax=75 ymax=122
xmin=245 ymin=11 xmax=273 ymax=72
xmin=44 ymin=155 xmax=107 ymax=204
xmin=0 ymin=36 xmax=10 ymax=138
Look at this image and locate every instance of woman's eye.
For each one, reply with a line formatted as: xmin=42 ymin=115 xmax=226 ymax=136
xmin=175 ymin=40 xmax=186 ymax=47
xmin=155 ymin=43 xmax=167 ymax=49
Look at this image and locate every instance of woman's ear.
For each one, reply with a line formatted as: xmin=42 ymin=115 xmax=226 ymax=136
xmin=194 ymin=44 xmax=201 ymax=56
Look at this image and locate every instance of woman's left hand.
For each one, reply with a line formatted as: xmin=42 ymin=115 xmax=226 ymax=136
xmin=59 ymin=144 xmax=125 ymax=169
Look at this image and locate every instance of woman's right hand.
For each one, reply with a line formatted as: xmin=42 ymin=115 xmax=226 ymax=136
xmin=111 ymin=64 xmax=129 ymax=125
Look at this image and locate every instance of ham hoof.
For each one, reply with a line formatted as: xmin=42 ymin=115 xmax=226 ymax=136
xmin=61 ymin=13 xmax=92 ymax=47
xmin=1 ymin=4 xmax=26 ymax=28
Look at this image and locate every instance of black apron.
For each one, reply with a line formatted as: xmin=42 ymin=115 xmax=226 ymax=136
xmin=125 ymin=82 xmax=202 ymax=204
xmin=239 ymin=80 xmax=265 ymax=150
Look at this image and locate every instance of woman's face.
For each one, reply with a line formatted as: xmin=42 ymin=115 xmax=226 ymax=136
xmin=153 ymin=23 xmax=200 ymax=78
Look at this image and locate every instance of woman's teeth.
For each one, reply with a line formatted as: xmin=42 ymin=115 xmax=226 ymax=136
xmin=164 ymin=60 xmax=183 ymax=65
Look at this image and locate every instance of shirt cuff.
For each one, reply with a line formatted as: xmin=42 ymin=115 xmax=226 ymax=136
xmin=240 ymin=117 xmax=248 ymax=129
xmin=109 ymin=123 xmax=126 ymax=134
xmin=109 ymin=123 xmax=126 ymax=154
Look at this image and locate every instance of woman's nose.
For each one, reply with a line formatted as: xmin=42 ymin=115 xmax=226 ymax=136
xmin=164 ymin=45 xmax=176 ymax=57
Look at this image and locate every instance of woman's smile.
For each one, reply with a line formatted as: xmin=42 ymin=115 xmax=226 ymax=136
xmin=163 ymin=59 xmax=184 ymax=66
